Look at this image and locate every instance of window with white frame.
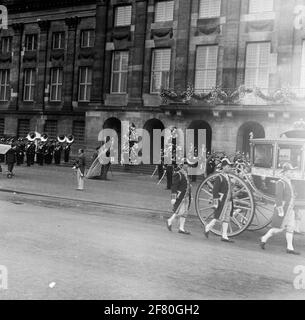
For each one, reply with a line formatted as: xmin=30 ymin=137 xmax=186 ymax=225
xmin=0 ymin=69 xmax=10 ymax=101
xmin=249 ymin=0 xmax=273 ymax=13
xmin=25 ymin=34 xmax=38 ymax=51
xmin=78 ymin=67 xmax=92 ymax=102
xmin=151 ymin=48 xmax=171 ymax=93
xmin=0 ymin=37 xmax=12 ymax=54
xmin=155 ymin=1 xmax=174 ymax=22
xmin=245 ymin=42 xmax=270 ymax=90
xmin=194 ymin=45 xmax=218 ymax=92
xmin=199 ymin=0 xmax=221 ymax=18
xmin=111 ymin=51 xmax=129 ymax=93
xmin=114 ymin=5 xmax=132 ymax=26
xmin=23 ymin=69 xmax=36 ymax=101
xmin=50 ymin=68 xmax=63 ymax=101
xmin=80 ymin=30 xmax=95 ymax=48
xmin=52 ymin=32 xmax=65 ymax=49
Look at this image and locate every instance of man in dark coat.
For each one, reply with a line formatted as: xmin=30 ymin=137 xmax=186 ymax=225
xmin=64 ymin=143 xmax=71 ymax=163
xmin=6 ymin=145 xmax=17 ymax=175
xmin=203 ymin=158 xmax=235 ymax=242
xmin=26 ymin=142 xmax=35 ymax=166
xmin=54 ymin=142 xmax=62 ymax=165
xmin=260 ymin=162 xmax=300 ymax=255
xmin=166 ymin=162 xmax=192 ymax=235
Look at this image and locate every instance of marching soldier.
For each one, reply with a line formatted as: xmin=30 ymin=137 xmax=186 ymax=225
xmin=166 ymin=161 xmax=192 ymax=235
xmin=203 ymin=158 xmax=235 ymax=243
xmin=54 ymin=142 xmax=62 ymax=165
xmin=260 ymin=162 xmax=300 ymax=255
xmin=26 ymin=141 xmax=35 ymax=166
xmin=64 ymin=143 xmax=71 ymax=163
xmin=36 ymin=141 xmax=45 ymax=166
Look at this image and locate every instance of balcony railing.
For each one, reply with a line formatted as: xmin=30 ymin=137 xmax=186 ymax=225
xmin=160 ymin=85 xmax=305 ymax=106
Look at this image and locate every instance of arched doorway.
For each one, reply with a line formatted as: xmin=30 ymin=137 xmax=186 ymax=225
xmin=188 ymin=120 xmax=212 ymax=153
xmin=143 ymin=118 xmax=165 ymax=164
xmin=102 ymin=117 xmax=121 ymax=160
xmin=236 ymin=121 xmax=265 ymax=155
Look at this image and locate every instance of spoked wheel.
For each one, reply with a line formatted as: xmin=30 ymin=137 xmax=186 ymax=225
xmin=195 ymin=172 xmax=255 ymax=237
xmin=247 ymin=194 xmax=274 ymax=231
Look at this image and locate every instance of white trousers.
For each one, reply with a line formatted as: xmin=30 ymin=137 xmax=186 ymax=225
xmin=77 ymin=170 xmax=84 ymax=190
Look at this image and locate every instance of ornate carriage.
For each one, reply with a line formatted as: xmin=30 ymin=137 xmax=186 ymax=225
xmin=195 ymin=124 xmax=305 ymax=237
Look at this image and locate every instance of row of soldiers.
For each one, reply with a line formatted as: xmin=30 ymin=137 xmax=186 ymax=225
xmin=0 ymin=137 xmax=72 ymax=166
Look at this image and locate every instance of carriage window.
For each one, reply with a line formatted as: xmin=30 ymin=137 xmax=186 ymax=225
xmin=253 ymin=144 xmax=273 ymax=168
xmin=277 ymin=145 xmax=302 ymax=170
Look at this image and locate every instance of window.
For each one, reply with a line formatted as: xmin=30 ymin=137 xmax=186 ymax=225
xmin=114 ymin=5 xmax=132 ymax=26
xmin=111 ymin=51 xmax=129 ymax=93
xmin=50 ymin=68 xmax=63 ymax=101
xmin=151 ymin=48 xmax=171 ymax=93
xmin=245 ymin=42 xmax=270 ymax=90
xmin=199 ymin=0 xmax=221 ymax=18
xmin=44 ymin=120 xmax=58 ymax=139
xmin=0 ymin=69 xmax=10 ymax=101
xmin=80 ymin=30 xmax=95 ymax=48
xmin=52 ymin=32 xmax=65 ymax=49
xmin=0 ymin=37 xmax=12 ymax=54
xmin=0 ymin=119 xmax=4 ymax=136
xmin=277 ymin=145 xmax=302 ymax=170
xmin=249 ymin=0 xmax=273 ymax=13
xmin=25 ymin=34 xmax=38 ymax=51
xmin=253 ymin=144 xmax=273 ymax=168
xmin=17 ymin=119 xmax=30 ymax=138
xmin=194 ymin=45 xmax=218 ymax=92
xmin=72 ymin=121 xmax=85 ymax=143
xmin=155 ymin=1 xmax=174 ymax=22
xmin=78 ymin=67 xmax=92 ymax=102
xmin=23 ymin=69 xmax=36 ymax=101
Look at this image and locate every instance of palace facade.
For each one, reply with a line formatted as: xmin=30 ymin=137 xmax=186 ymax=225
xmin=1 ymin=0 xmax=305 ymax=158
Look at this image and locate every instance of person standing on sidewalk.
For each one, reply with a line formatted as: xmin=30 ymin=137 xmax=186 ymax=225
xmin=74 ymin=149 xmax=86 ymax=191
xmin=259 ymin=162 xmax=300 ymax=255
xmin=203 ymin=158 xmax=235 ymax=243
xmin=166 ymin=162 xmax=192 ymax=235
xmin=6 ymin=144 xmax=17 ymax=176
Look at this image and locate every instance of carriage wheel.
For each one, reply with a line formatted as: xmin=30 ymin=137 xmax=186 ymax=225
xmin=195 ymin=172 xmax=255 ymax=237
xmin=247 ymin=194 xmax=274 ymax=231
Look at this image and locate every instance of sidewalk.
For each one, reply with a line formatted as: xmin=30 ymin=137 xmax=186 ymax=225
xmin=0 ymin=164 xmax=201 ymax=216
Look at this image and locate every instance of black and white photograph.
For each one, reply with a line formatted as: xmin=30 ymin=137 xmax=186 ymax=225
xmin=1 ymin=0 xmax=305 ymax=304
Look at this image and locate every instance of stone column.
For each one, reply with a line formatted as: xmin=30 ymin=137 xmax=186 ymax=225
xmin=37 ymin=20 xmax=50 ymax=111
xmin=89 ymin=0 xmax=109 ymax=109
xmin=63 ymin=16 xmax=80 ymax=111
xmin=127 ymin=0 xmax=148 ymax=108
xmin=10 ymin=22 xmax=24 ymax=111
xmin=173 ymin=0 xmax=192 ymax=92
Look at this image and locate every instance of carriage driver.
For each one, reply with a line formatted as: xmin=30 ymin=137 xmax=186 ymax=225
xmin=260 ymin=162 xmax=300 ymax=255
xmin=203 ymin=158 xmax=235 ymax=243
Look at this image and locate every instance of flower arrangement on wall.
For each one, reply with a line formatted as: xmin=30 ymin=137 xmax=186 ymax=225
xmin=160 ymin=84 xmax=305 ymax=105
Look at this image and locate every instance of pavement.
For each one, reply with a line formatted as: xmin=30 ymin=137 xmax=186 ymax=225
xmin=1 ymin=163 xmax=305 ymax=299
xmin=0 ymin=163 xmax=200 ymax=215
xmin=1 ymin=197 xmax=305 ymax=299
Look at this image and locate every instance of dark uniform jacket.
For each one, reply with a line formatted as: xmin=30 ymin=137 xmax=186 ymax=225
xmin=171 ymin=168 xmax=191 ymax=213
xmin=76 ymin=154 xmax=86 ymax=175
xmin=212 ymin=173 xmax=233 ymax=219
xmin=272 ymin=177 xmax=293 ymax=228
xmin=6 ymin=148 xmax=16 ymax=164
